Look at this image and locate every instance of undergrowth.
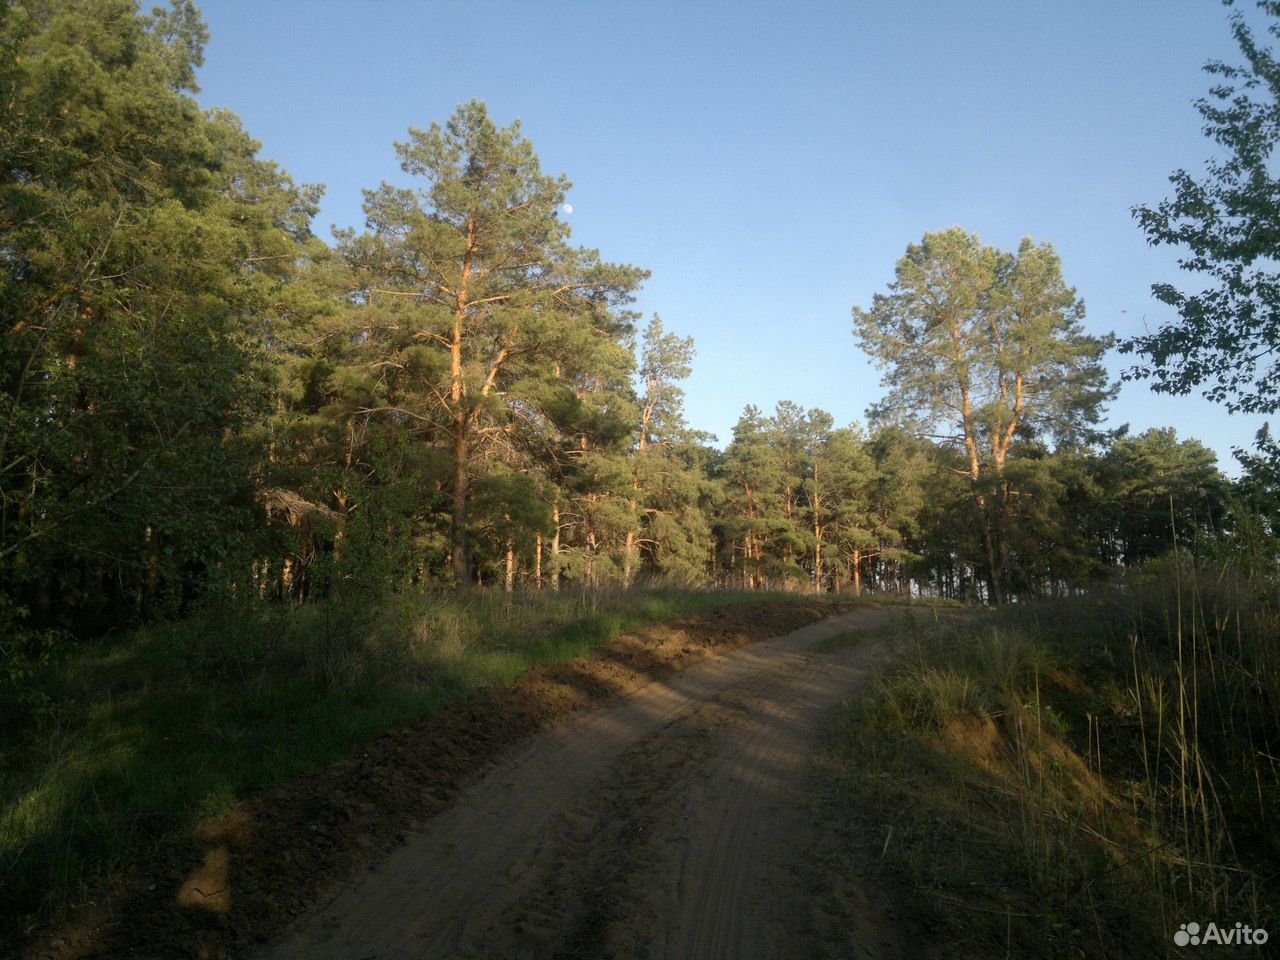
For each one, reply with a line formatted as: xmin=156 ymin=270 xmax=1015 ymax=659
xmin=821 ymin=561 xmax=1278 ymax=958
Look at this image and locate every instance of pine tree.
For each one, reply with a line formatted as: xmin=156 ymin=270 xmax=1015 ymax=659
xmin=768 ymin=401 xmax=815 ymax=588
xmin=717 ymin=404 xmax=814 ymax=588
xmin=338 ymin=101 xmax=645 ymax=587
xmin=806 ymin=422 xmax=876 ymax=593
xmin=853 ymin=229 xmax=1112 ymax=602
xmin=627 ymin=317 xmax=712 ymax=584
xmin=552 ymin=354 xmax=638 ymax=588
xmin=1101 ymin=428 xmax=1228 ymax=564
xmin=718 ymin=407 xmax=783 ymax=588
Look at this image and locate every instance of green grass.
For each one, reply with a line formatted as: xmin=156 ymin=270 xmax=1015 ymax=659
xmin=0 ymin=585 xmax=802 ymax=942
xmin=820 ymin=565 xmax=1279 ymax=958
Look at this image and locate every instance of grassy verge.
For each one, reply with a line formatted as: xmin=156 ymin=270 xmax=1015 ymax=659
xmin=820 ymin=565 xmax=1278 ymax=958
xmin=1 ymin=585 xmax=810 ymax=942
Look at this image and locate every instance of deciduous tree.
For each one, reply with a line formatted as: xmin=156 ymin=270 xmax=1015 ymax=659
xmin=1129 ymin=0 xmax=1280 ymax=416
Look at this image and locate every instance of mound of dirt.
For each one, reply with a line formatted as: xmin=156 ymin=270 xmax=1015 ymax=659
xmin=29 ymin=599 xmax=846 ymax=960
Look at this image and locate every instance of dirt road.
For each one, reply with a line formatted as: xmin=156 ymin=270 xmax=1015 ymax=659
xmin=264 ymin=608 xmax=896 ymax=960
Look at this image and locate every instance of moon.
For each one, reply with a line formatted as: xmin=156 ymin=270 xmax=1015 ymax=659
xmin=562 ymin=204 xmax=573 ymax=215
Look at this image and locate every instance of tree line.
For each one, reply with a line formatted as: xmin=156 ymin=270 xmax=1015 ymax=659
xmin=3 ymin=0 xmax=1277 ymax=637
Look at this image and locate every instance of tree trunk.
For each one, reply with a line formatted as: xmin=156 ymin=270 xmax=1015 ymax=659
xmin=587 ymin=529 xmax=598 ymax=589
xmin=334 ymin=416 xmax=355 ymax=565
xmin=811 ymin=466 xmax=822 ymax=593
xmin=981 ymin=513 xmax=1004 ymax=605
xmin=534 ymin=532 xmax=543 ymax=589
xmin=505 ymin=538 xmax=515 ymax=592
xmin=550 ymin=502 xmax=561 ymax=591
xmin=144 ymin=525 xmax=158 ymax=606
xmin=333 ymin=489 xmax=348 ymax=565
xmin=449 ymin=220 xmax=473 ymax=591
xmin=625 ymin=429 xmax=646 ymax=588
xmin=812 ymin=496 xmax=823 ymax=592
xmin=623 ymin=526 xmax=636 ymax=587
xmin=451 ymin=420 xmax=470 ymax=588
xmin=853 ymin=548 xmax=862 ymax=596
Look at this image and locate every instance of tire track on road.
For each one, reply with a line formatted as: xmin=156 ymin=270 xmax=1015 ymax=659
xmin=263 ymin=608 xmax=896 ymax=960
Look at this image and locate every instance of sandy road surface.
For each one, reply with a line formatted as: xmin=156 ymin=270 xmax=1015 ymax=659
xmin=264 ymin=607 xmax=897 ymax=960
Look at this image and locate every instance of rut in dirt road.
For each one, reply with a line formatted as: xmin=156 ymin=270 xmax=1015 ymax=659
xmin=263 ymin=608 xmax=898 ymax=960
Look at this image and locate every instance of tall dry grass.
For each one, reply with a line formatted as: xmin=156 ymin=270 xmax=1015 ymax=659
xmin=827 ymin=559 xmax=1277 ymax=956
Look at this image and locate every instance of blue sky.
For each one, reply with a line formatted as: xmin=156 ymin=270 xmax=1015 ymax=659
xmin=197 ymin=0 xmax=1270 ymax=471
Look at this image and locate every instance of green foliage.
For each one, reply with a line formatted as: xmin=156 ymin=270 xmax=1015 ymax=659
xmin=2 ymin=1 xmax=1252 ymax=616
xmin=1230 ymin=425 xmax=1280 ymax=571
xmin=714 ymin=404 xmax=920 ymax=592
xmin=626 ymin=316 xmax=715 ymax=583
xmin=336 ymin=100 xmax=646 ymax=585
xmin=0 ymin=0 xmax=320 ymax=625
xmin=1129 ymin=0 xmax=1280 ymax=415
xmin=0 ymin=597 xmax=66 ymax=735
xmin=853 ymin=229 xmax=1112 ymax=452
xmin=853 ymin=228 xmax=1114 ymax=602
xmin=1101 ymin=427 xmax=1229 ymax=563
xmin=2 ymin=2 xmax=1276 ymax=951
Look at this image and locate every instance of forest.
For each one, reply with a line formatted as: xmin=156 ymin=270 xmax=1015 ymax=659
xmin=2 ymin=1 xmax=1279 ymax=958
xmin=3 ymin=1 xmax=1275 ymax=633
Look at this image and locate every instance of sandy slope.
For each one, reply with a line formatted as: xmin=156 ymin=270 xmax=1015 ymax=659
xmin=264 ymin=607 xmax=895 ymax=960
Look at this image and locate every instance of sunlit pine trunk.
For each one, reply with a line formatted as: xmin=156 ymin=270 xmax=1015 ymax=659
xmin=624 ymin=414 xmax=647 ymax=588
xmin=451 ymin=422 xmax=469 ymax=587
xmin=811 ymin=465 xmax=823 ymax=592
xmin=550 ymin=502 xmax=561 ymax=591
xmin=448 ymin=215 xmax=476 ymax=590
xmin=965 ymin=421 xmax=1004 ymax=605
xmin=623 ymin=528 xmax=636 ymax=587
xmin=534 ymin=532 xmax=543 ymax=589
xmin=587 ymin=527 xmax=599 ymax=589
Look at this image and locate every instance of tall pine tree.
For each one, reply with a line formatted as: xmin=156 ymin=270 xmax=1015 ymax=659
xmin=338 ymin=102 xmax=645 ymax=586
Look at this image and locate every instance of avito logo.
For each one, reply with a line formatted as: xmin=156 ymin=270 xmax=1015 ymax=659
xmin=1174 ymin=921 xmax=1269 ymax=947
